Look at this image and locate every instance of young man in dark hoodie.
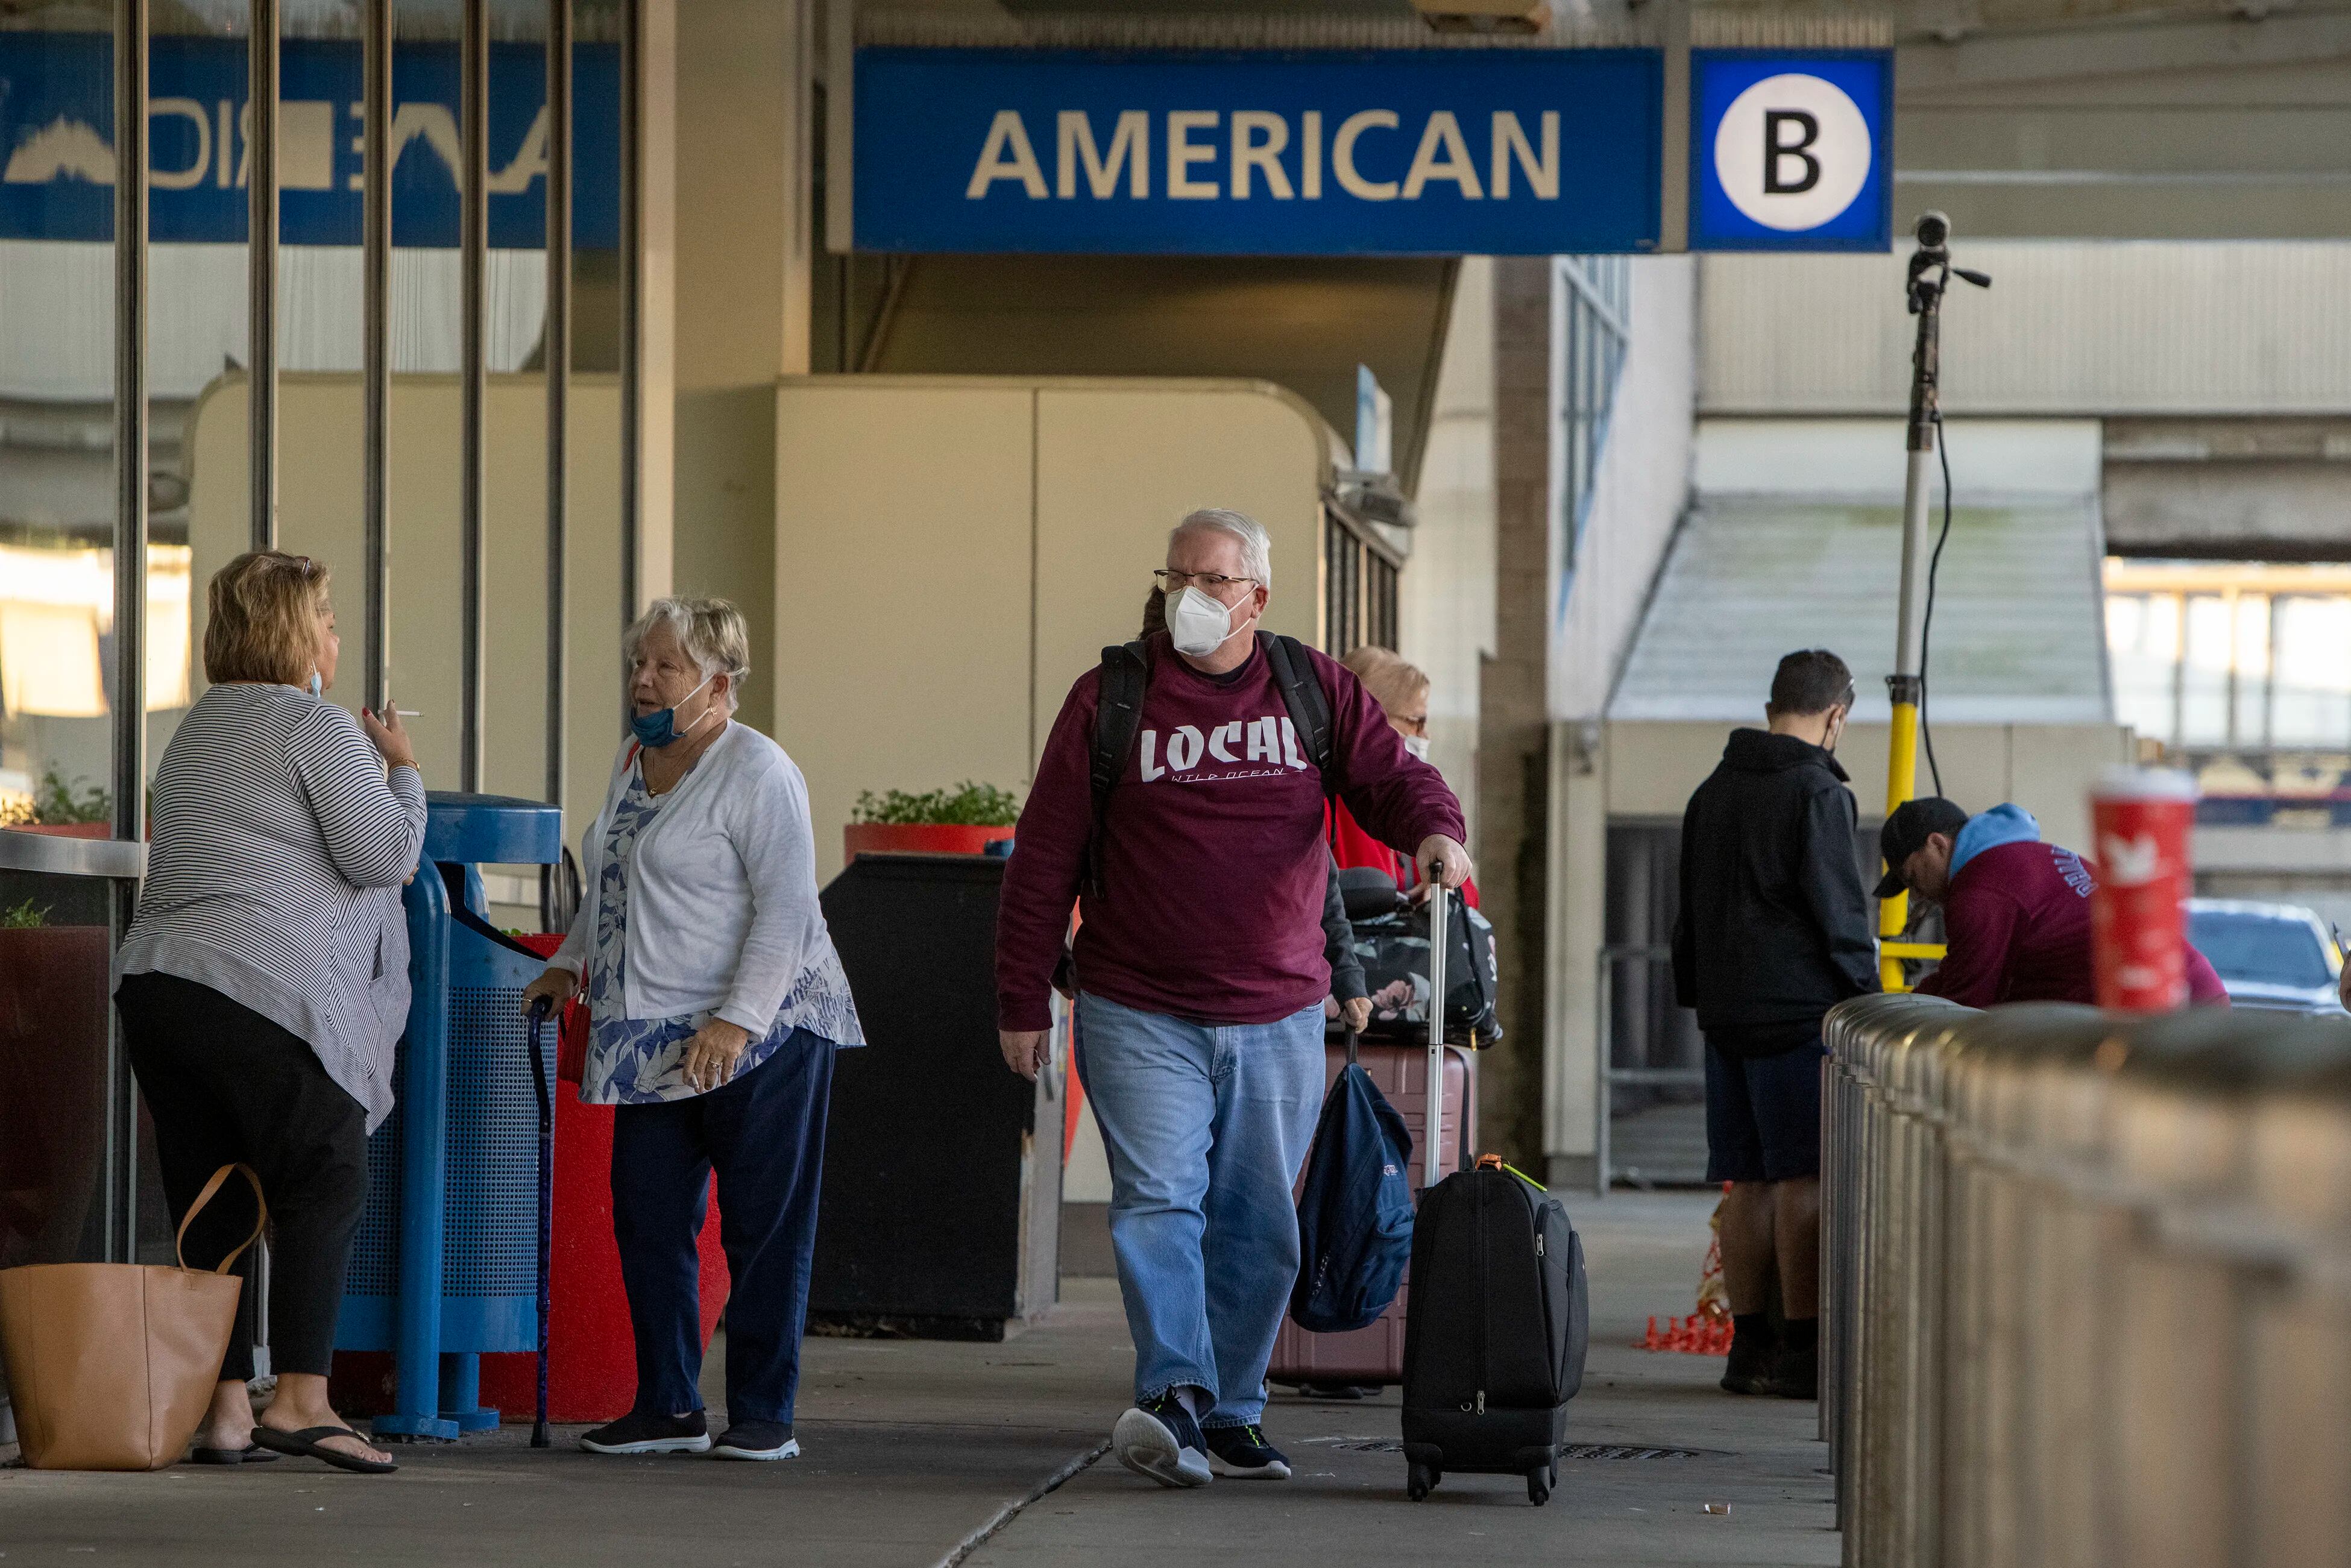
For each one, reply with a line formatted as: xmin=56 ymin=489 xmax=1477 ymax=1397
xmin=1875 ymin=797 xmax=2229 ymax=1008
xmin=1673 ymin=650 xmax=1880 ymax=1400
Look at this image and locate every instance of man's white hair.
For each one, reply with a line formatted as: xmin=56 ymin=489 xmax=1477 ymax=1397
xmin=1169 ymin=508 xmax=1273 ymax=589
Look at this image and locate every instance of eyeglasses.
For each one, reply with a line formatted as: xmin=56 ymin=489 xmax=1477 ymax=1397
xmin=1154 ymin=569 xmax=1257 ymax=593
xmin=1394 ymin=714 xmax=1429 ymax=737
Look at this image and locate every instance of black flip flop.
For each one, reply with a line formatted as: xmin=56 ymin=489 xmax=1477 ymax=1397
xmin=189 ymin=1443 xmax=280 ymax=1466
xmin=251 ymin=1425 xmax=399 ymax=1475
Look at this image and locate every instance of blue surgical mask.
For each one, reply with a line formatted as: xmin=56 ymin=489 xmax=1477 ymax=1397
xmin=307 ymin=670 xmax=323 ymax=699
xmin=630 ymin=673 xmax=714 ymax=749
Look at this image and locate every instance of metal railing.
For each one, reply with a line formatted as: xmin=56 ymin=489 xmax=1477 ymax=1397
xmin=1822 ymin=992 xmax=2351 ymax=1568
xmin=1594 ymin=942 xmax=1705 ymax=1193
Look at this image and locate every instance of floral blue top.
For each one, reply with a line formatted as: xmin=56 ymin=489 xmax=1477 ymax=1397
xmin=581 ymin=767 xmax=863 ymax=1104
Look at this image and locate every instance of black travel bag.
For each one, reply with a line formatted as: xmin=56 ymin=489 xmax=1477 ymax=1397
xmin=1399 ymin=1157 xmax=1590 ymax=1506
xmin=1344 ymin=877 xmax=1503 ymax=1047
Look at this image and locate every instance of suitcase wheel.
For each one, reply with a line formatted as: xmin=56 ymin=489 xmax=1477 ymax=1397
xmin=1407 ymin=1460 xmax=1435 ymax=1502
xmin=1526 ymin=1466 xmax=1550 ymax=1507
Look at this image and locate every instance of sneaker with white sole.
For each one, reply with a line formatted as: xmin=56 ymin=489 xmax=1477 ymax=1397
xmin=711 ymin=1420 xmax=800 ymax=1461
xmin=1111 ymin=1393 xmax=1213 ymax=1489
xmin=1202 ymin=1423 xmax=1291 ymax=1480
xmin=578 ymin=1409 xmax=711 ymax=1455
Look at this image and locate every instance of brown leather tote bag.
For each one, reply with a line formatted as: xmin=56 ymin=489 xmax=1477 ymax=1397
xmin=0 ymin=1163 xmax=266 ymax=1470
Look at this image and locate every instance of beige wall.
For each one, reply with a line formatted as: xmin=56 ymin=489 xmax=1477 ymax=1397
xmin=186 ymin=373 xmax=626 ymax=849
xmin=1401 ymin=256 xmax=1496 ymax=855
xmin=775 ymin=375 xmax=1334 ymax=883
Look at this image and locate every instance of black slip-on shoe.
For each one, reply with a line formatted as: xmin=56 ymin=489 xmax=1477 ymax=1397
xmin=1202 ymin=1423 xmax=1292 ymax=1480
xmin=712 ymin=1420 xmax=800 ymax=1461
xmin=579 ymin=1409 xmax=712 ymax=1455
xmin=1772 ymin=1341 xmax=1820 ymax=1401
xmin=1720 ymin=1320 xmax=1778 ymax=1396
xmin=1111 ymin=1393 xmax=1213 ymax=1489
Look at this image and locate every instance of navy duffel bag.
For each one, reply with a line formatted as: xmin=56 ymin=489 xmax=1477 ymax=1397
xmin=1289 ymin=1031 xmax=1416 ymax=1335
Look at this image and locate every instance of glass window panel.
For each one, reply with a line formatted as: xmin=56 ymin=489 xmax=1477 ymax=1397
xmin=0 ymin=2 xmax=122 ymax=827
xmin=2179 ymin=596 xmax=2232 ymax=748
xmin=2232 ymin=594 xmax=2272 ymax=746
xmin=2273 ymin=597 xmax=2351 ymax=749
xmin=2106 ymin=595 xmax=2178 ymax=746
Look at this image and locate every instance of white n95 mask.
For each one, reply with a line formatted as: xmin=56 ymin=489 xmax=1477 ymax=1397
xmin=1168 ymin=586 xmax=1241 ymax=657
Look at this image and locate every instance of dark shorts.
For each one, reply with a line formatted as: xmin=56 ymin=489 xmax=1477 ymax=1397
xmin=1703 ymin=1034 xmax=1827 ymax=1183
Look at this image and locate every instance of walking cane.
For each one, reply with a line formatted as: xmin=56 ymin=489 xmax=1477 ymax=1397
xmin=526 ymin=997 xmax=556 ymax=1448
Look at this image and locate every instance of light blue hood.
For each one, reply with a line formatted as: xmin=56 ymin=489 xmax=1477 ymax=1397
xmin=1950 ymin=803 xmax=2042 ymax=883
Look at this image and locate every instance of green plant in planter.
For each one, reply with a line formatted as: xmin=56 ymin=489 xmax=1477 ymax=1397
xmin=2 ymin=898 xmax=49 ymax=930
xmin=852 ymin=781 xmax=1020 ymax=828
xmin=0 ymin=767 xmax=113 ymax=828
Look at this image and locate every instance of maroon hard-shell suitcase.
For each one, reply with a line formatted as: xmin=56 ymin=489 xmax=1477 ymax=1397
xmin=1267 ymin=1039 xmax=1477 ymax=1387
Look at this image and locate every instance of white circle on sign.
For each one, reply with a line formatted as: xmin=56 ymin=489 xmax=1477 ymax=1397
xmin=1712 ymin=73 xmax=1871 ymax=231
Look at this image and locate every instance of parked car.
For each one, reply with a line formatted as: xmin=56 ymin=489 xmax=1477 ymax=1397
xmin=2184 ymin=898 xmax=2347 ymax=1015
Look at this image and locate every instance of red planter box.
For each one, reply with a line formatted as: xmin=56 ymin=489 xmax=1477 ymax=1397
xmin=842 ymin=822 xmax=1010 ymax=861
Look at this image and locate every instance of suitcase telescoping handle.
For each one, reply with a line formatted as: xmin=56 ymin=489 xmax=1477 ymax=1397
xmin=1423 ymin=858 xmax=1447 ymax=1190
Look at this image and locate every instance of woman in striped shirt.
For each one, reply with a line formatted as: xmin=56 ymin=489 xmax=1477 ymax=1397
xmin=114 ymin=550 xmax=426 ymax=1475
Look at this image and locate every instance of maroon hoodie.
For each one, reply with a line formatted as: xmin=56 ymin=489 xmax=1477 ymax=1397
xmin=996 ymin=634 xmax=1466 ymax=1032
xmin=1916 ymin=839 xmax=2228 ymax=1009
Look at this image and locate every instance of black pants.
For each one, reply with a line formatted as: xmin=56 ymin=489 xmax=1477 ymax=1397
xmin=611 ymin=1031 xmax=834 ymax=1425
xmin=116 ymin=971 xmax=368 ymax=1382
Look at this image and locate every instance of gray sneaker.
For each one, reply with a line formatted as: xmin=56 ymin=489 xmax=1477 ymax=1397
xmin=1112 ymin=1393 xmax=1213 ymax=1489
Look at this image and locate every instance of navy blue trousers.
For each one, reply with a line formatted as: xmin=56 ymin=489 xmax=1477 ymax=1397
xmin=609 ymin=1029 xmax=835 ymax=1426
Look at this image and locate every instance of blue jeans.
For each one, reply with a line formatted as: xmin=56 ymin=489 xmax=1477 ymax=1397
xmin=609 ymin=1029 xmax=835 ymax=1426
xmin=1075 ymin=992 xmax=1326 ymax=1429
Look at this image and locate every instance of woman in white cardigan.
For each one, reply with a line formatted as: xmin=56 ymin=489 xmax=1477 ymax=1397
xmin=522 ymin=597 xmax=862 ymax=1464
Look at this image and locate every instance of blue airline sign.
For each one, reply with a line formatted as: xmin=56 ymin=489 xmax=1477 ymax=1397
xmin=0 ymin=33 xmax=620 ymax=247
xmin=852 ymin=48 xmax=1666 ymax=256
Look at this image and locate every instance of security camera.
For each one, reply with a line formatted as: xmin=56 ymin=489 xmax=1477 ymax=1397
xmin=1411 ymin=0 xmax=1551 ymax=34
xmin=1914 ymin=211 xmax=1951 ymax=251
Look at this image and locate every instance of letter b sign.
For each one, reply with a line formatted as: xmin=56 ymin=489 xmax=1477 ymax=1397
xmin=1710 ymin=72 xmax=1871 ymax=232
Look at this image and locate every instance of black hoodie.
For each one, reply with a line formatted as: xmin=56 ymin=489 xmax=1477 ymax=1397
xmin=1671 ymin=728 xmax=1880 ymax=1051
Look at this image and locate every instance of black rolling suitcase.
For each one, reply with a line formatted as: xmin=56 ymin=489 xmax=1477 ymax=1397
xmin=1399 ymin=1156 xmax=1590 ymax=1505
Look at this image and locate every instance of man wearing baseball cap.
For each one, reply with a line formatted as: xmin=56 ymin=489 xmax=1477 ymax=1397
xmin=1877 ymin=798 xmax=2227 ymax=1007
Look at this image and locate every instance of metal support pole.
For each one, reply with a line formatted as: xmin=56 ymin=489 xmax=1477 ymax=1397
xmin=1423 ymin=878 xmax=1448 ymax=1192
xmin=362 ymin=0 xmax=391 ymax=713
xmin=546 ymin=0 xmax=571 ymax=810
xmin=618 ymin=0 xmax=642 ymax=644
xmin=248 ymin=0 xmax=278 ymax=552
xmin=460 ymin=0 xmax=489 ymax=792
xmin=1880 ymin=214 xmax=1948 ymax=993
xmin=109 ymin=0 xmax=152 ymax=1265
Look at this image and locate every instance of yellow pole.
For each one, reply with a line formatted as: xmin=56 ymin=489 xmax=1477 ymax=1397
xmin=1880 ymin=697 xmax=1920 ymax=991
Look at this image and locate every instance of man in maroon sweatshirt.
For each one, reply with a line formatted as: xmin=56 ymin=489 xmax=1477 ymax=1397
xmin=996 ymin=508 xmax=1469 ymax=1490
xmin=1876 ymin=798 xmax=2227 ymax=1007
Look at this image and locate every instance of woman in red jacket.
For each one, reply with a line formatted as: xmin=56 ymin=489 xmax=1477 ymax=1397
xmin=1330 ymin=647 xmax=1478 ymax=908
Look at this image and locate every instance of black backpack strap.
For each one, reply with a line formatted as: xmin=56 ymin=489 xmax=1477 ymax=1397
xmin=1086 ymin=640 xmax=1151 ymax=895
xmin=1260 ymin=632 xmax=1334 ymax=788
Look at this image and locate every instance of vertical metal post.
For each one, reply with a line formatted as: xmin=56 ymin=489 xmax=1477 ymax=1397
xmin=460 ymin=0 xmax=489 ymax=791
xmin=1423 ymin=878 xmax=1448 ymax=1191
xmin=362 ymin=0 xmax=392 ymax=713
xmin=617 ymin=0 xmax=642 ymax=642
xmin=546 ymin=0 xmax=571 ymax=809
xmin=248 ymin=0 xmax=279 ymax=550
xmin=109 ymin=0 xmax=152 ymax=1265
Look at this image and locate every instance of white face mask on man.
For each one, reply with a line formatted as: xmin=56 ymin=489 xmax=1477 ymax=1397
xmin=1404 ymin=735 xmax=1431 ymax=761
xmin=1167 ymin=585 xmax=1249 ymax=657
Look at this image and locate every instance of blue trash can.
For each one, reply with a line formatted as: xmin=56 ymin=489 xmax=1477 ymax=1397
xmin=338 ymin=792 xmax=562 ymax=1440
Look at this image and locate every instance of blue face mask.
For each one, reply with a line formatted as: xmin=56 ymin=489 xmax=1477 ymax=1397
xmin=307 ymin=670 xmax=323 ymax=699
xmin=630 ymin=673 xmax=714 ymax=749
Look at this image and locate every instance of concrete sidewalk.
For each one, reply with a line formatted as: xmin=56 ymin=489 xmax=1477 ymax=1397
xmin=0 ymin=1191 xmax=1837 ymax=1567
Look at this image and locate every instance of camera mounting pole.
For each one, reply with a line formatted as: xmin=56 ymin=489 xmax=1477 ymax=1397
xmin=1878 ymin=211 xmax=1991 ymax=990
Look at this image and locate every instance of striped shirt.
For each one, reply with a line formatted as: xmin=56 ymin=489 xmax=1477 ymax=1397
xmin=115 ymin=682 xmax=427 ymax=1131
